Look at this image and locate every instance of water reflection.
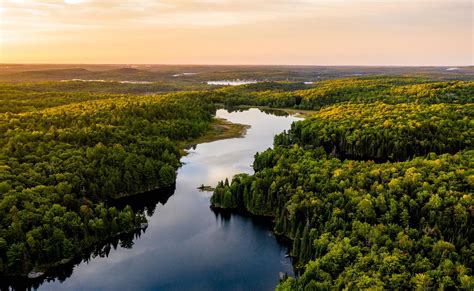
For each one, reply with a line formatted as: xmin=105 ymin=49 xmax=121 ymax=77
xmin=1 ymin=187 xmax=176 ymax=290
xmin=207 ymin=80 xmax=258 ymax=86
xmin=110 ymin=185 xmax=176 ymax=216
xmin=11 ymin=108 xmax=302 ymax=290
xmin=226 ymin=106 xmax=291 ymax=117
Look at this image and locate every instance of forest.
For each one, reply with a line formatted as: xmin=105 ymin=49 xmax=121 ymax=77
xmin=0 ymin=86 xmax=216 ymax=275
xmin=1 ymin=74 xmax=473 ymax=289
xmin=211 ymin=78 xmax=474 ymax=289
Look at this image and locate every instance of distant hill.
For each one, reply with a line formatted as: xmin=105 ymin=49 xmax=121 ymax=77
xmin=0 ymin=64 xmax=473 ymax=82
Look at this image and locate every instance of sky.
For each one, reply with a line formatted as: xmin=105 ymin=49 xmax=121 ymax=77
xmin=0 ymin=0 xmax=472 ymax=65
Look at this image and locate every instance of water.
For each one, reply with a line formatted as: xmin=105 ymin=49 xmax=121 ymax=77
xmin=172 ymin=73 xmax=197 ymax=77
xmin=34 ymin=108 xmax=301 ymax=290
xmin=60 ymin=79 xmax=154 ymax=84
xmin=207 ymin=80 xmax=258 ymax=86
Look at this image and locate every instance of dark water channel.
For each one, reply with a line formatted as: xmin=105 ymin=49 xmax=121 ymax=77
xmin=26 ymin=108 xmax=302 ymax=290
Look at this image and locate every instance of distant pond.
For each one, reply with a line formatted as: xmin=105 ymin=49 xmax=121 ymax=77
xmin=207 ymin=80 xmax=259 ymax=86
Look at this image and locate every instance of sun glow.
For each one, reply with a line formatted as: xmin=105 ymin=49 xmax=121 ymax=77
xmin=64 ymin=0 xmax=88 ymax=4
xmin=1 ymin=0 xmax=472 ymax=65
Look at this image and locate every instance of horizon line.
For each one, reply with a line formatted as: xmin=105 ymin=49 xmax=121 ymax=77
xmin=1 ymin=63 xmax=473 ymax=68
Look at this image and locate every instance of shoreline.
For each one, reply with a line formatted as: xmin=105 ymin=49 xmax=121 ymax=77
xmin=1 ymin=114 xmax=251 ymax=284
xmin=180 ymin=117 xmax=250 ymax=155
xmin=234 ymin=105 xmax=317 ymax=119
xmin=210 ymin=204 xmax=303 ymax=273
xmin=0 ymin=224 xmax=146 ymax=284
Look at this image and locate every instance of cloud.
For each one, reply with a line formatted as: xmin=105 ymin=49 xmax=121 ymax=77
xmin=1 ymin=0 xmax=471 ymax=65
xmin=64 ymin=0 xmax=88 ymax=4
xmin=2 ymin=0 xmax=470 ymax=42
xmin=3 ymin=0 xmax=471 ymax=28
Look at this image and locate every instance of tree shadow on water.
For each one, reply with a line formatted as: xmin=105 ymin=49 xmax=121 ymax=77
xmin=1 ymin=185 xmax=176 ymax=290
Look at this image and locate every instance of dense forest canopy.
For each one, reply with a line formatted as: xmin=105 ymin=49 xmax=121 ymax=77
xmin=277 ymin=102 xmax=472 ymax=161
xmin=216 ymin=78 xmax=473 ymax=108
xmin=0 ymin=73 xmax=473 ymax=290
xmin=0 ymin=87 xmax=215 ymax=275
xmin=211 ymin=77 xmax=474 ymax=289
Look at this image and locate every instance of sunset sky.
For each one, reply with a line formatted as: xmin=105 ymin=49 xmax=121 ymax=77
xmin=0 ymin=0 xmax=472 ymax=65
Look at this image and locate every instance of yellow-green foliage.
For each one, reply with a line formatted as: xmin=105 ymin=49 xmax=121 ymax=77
xmin=212 ymin=78 xmax=474 ymax=290
xmin=0 ymin=89 xmax=215 ymax=275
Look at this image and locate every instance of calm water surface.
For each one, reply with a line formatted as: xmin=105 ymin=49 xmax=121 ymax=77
xmin=207 ymin=80 xmax=258 ymax=86
xmin=39 ymin=108 xmax=301 ymax=290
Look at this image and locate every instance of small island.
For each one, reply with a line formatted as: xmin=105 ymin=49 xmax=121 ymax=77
xmin=197 ymin=184 xmax=215 ymax=192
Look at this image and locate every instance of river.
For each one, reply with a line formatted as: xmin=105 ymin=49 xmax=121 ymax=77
xmin=36 ymin=108 xmax=302 ymax=290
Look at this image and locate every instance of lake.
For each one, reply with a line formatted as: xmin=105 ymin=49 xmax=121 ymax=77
xmin=207 ymin=80 xmax=258 ymax=86
xmin=33 ymin=108 xmax=302 ymax=290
